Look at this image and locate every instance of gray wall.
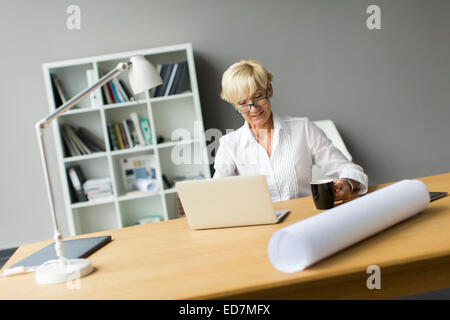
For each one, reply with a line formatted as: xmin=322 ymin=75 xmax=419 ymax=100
xmin=1 ymin=0 xmax=449 ymax=249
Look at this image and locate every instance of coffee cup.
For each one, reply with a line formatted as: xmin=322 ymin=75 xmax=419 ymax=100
xmin=310 ymin=178 xmax=335 ymax=210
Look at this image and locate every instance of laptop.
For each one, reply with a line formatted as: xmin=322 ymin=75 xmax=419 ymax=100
xmin=175 ymin=175 xmax=290 ymax=230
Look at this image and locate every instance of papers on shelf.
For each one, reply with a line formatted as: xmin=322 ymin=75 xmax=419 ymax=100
xmin=83 ymin=177 xmax=113 ymax=200
xmin=268 ymin=179 xmax=430 ymax=273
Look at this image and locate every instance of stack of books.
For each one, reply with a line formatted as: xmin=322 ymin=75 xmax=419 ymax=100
xmin=101 ymin=76 xmax=135 ymax=104
xmin=107 ymin=112 xmax=153 ymax=150
xmin=152 ymin=61 xmax=189 ymax=97
xmin=61 ymin=124 xmax=106 ymax=157
xmin=82 ymin=178 xmax=113 ymax=201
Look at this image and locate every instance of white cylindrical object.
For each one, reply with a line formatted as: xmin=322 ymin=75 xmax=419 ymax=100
xmin=135 ymin=178 xmax=159 ymax=193
xmin=268 ymin=180 xmax=430 ymax=273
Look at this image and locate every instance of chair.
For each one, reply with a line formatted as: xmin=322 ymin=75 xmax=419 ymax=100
xmin=312 ymin=120 xmax=352 ymax=181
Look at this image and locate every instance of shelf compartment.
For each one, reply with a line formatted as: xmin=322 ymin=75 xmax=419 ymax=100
xmin=73 ymin=203 xmax=118 ymax=234
xmin=49 ymin=63 xmax=97 ymax=110
xmin=57 ymin=111 xmax=106 ymax=159
xmin=158 ymin=141 xmax=209 ymax=190
xmin=111 ymin=149 xmax=161 ymax=197
xmin=119 ymin=195 xmax=164 ymax=228
xmin=65 ymin=157 xmax=113 ymax=205
xmin=97 ymin=59 xmax=146 ymax=103
xmin=151 ymin=95 xmax=200 ymax=143
xmin=144 ymin=50 xmax=191 ymax=98
xmin=104 ymin=103 xmax=154 ymax=151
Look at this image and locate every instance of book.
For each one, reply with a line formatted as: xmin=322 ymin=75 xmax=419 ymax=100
xmin=76 ymin=127 xmax=106 ymax=152
xmin=50 ymin=74 xmax=63 ymax=108
xmin=122 ymin=120 xmax=134 ymax=148
xmin=67 ymin=165 xmax=87 ymax=202
xmin=171 ymin=61 xmax=189 ymax=95
xmin=159 ymin=64 xmax=174 ymax=97
xmin=119 ymin=79 xmax=135 ymax=101
xmin=118 ymin=122 xmax=129 ymax=149
xmin=126 ymin=119 xmax=139 ymax=147
xmin=86 ymin=69 xmax=100 ymax=108
xmin=106 ymin=81 xmax=117 ymax=104
xmin=164 ymin=63 xmax=179 ymax=96
xmin=120 ymin=154 xmax=158 ymax=192
xmin=114 ymin=123 xmax=125 ymax=149
xmin=113 ymin=78 xmax=129 ymax=102
xmin=101 ymin=83 xmax=113 ymax=104
xmin=152 ymin=64 xmax=166 ymax=97
xmin=62 ymin=124 xmax=90 ymax=155
xmin=140 ymin=118 xmax=153 ymax=145
xmin=107 ymin=123 xmax=119 ymax=150
xmin=129 ymin=112 xmax=146 ymax=146
xmin=50 ymin=74 xmax=67 ymax=107
xmin=109 ymin=80 xmax=121 ymax=103
xmin=153 ymin=64 xmax=173 ymax=97
xmin=61 ymin=125 xmax=79 ymax=157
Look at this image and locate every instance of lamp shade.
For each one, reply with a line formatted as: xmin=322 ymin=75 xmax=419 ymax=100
xmin=128 ymin=56 xmax=163 ymax=94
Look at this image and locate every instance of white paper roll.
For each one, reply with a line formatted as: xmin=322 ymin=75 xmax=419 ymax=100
xmin=268 ymin=179 xmax=430 ymax=273
xmin=135 ymin=178 xmax=159 ymax=193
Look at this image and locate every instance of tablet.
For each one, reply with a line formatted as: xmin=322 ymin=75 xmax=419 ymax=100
xmin=429 ymin=192 xmax=448 ymax=202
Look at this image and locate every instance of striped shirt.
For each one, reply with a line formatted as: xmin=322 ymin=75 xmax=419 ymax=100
xmin=213 ymin=113 xmax=368 ymax=202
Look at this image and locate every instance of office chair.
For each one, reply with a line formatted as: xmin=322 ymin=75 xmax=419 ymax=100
xmin=312 ymin=120 xmax=352 ymax=181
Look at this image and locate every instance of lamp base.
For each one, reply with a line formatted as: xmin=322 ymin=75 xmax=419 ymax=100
xmin=35 ymin=258 xmax=93 ymax=285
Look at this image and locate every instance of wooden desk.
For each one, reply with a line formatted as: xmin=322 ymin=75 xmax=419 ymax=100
xmin=1 ymin=173 xmax=450 ymax=299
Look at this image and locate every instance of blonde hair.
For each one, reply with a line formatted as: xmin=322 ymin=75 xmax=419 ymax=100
xmin=220 ymin=60 xmax=273 ymax=104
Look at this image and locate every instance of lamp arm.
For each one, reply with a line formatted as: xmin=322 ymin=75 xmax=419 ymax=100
xmin=37 ymin=62 xmax=130 ymax=130
xmin=34 ymin=62 xmax=130 ymax=264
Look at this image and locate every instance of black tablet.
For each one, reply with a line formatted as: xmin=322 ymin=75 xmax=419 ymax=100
xmin=429 ymin=192 xmax=448 ymax=202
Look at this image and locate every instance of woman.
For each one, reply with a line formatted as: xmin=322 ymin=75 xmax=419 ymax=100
xmin=213 ymin=60 xmax=368 ymax=202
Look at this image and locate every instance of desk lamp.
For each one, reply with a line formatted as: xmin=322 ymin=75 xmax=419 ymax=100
xmin=35 ymin=56 xmax=162 ymax=284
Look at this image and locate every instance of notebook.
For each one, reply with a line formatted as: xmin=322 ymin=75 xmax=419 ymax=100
xmin=11 ymin=235 xmax=111 ymax=269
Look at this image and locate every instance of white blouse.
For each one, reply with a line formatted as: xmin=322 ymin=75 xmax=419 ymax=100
xmin=213 ymin=113 xmax=368 ymax=202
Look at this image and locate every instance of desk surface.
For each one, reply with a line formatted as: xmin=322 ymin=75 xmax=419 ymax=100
xmin=1 ymin=172 xmax=450 ymax=299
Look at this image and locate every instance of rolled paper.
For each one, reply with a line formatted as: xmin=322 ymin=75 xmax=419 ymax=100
xmin=135 ymin=178 xmax=159 ymax=193
xmin=268 ymin=180 xmax=430 ymax=273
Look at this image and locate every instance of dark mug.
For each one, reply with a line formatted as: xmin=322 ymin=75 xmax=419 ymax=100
xmin=310 ymin=179 xmax=335 ymax=210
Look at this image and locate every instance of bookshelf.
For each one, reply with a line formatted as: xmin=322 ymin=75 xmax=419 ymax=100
xmin=42 ymin=43 xmax=211 ymax=236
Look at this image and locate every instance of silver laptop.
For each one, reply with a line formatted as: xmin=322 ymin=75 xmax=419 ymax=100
xmin=175 ymin=174 xmax=290 ymax=230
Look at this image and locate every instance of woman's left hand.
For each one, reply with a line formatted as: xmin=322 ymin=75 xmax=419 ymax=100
xmin=333 ymin=179 xmax=352 ymax=201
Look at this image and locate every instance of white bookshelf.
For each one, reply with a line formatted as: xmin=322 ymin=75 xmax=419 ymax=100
xmin=42 ymin=43 xmax=211 ymax=236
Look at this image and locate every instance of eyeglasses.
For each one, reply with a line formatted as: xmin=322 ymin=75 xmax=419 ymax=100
xmin=234 ymin=86 xmax=269 ymax=114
